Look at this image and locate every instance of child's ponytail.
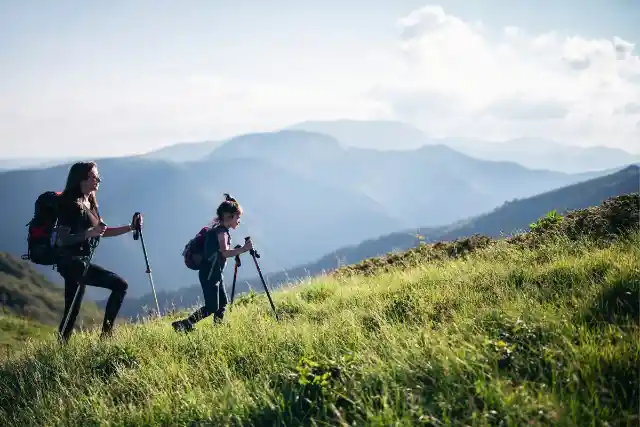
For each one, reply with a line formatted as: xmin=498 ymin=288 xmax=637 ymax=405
xmin=223 ymin=193 xmax=236 ymax=203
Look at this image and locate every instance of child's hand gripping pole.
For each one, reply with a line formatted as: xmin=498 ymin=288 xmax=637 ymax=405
xmin=245 ymin=236 xmax=279 ymax=321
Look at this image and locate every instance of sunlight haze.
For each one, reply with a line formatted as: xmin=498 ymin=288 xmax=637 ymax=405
xmin=1 ymin=0 xmax=639 ymax=158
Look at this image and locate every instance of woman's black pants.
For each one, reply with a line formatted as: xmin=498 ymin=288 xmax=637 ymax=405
xmin=57 ymin=259 xmax=129 ymax=342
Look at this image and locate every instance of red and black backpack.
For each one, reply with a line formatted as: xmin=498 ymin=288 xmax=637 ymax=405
xmin=21 ymin=191 xmax=62 ymax=267
xmin=181 ymin=226 xmax=210 ymax=270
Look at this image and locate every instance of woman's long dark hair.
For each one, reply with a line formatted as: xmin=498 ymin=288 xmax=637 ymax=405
xmin=62 ymin=161 xmax=99 ymax=211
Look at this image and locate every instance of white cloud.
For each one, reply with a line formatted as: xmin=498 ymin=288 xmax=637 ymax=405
xmin=368 ymin=5 xmax=640 ymax=152
xmin=615 ymin=102 xmax=640 ymax=115
xmin=2 ymin=3 xmax=639 ymax=157
xmin=0 ymin=73 xmax=383 ymax=157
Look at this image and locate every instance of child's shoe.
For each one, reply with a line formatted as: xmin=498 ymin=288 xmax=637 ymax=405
xmin=171 ymin=318 xmax=194 ymax=333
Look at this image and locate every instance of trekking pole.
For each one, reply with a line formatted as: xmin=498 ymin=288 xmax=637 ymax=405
xmin=245 ymin=236 xmax=279 ymax=321
xmin=59 ymin=231 xmax=101 ymax=342
xmin=132 ymin=212 xmax=161 ymax=318
xmin=230 ymin=244 xmax=242 ymax=304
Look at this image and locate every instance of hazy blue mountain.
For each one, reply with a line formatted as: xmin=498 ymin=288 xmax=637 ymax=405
xmin=440 ymin=137 xmax=640 ymax=174
xmin=287 ymin=119 xmax=431 ymax=150
xmin=143 ymin=120 xmax=428 ymax=163
xmin=135 ymin=120 xmax=639 ymax=175
xmin=140 ymin=139 xmax=226 ymax=162
xmin=208 ymin=131 xmax=612 ymax=228
xmin=115 ymin=165 xmax=639 ymax=320
xmin=288 ymin=119 xmax=639 ymax=174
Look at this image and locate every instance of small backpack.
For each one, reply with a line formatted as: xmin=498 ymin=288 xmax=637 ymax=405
xmin=181 ymin=226 xmax=210 ymax=270
xmin=21 ymin=191 xmax=62 ymax=267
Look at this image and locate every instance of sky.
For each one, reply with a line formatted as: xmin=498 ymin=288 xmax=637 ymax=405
xmin=1 ymin=0 xmax=639 ymax=158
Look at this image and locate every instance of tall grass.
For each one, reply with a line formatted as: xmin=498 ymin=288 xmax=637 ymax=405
xmin=1 ymin=232 xmax=638 ymax=426
xmin=0 ymin=314 xmax=55 ymax=359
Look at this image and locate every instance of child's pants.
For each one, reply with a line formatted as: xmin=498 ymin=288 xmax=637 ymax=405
xmin=187 ymin=265 xmax=228 ymax=323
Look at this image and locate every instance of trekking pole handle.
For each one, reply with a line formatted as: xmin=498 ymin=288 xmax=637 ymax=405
xmin=245 ymin=236 xmax=260 ymax=258
xmin=234 ymin=244 xmax=242 ymax=266
xmin=132 ymin=212 xmax=142 ymax=240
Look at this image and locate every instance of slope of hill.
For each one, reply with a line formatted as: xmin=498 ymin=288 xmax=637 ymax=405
xmin=304 ymin=164 xmax=640 ymax=270
xmin=1 ymin=196 xmax=637 ymax=426
xmin=0 ymin=251 xmax=103 ymax=353
xmin=0 ymin=314 xmax=55 ymax=357
xmin=336 ymin=192 xmax=640 ymax=277
xmin=0 ymin=251 xmax=102 ymax=326
xmin=115 ymin=165 xmax=639 ymax=320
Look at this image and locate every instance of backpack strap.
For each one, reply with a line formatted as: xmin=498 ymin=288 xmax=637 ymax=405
xmin=80 ymin=202 xmax=101 ymax=225
xmin=204 ymin=224 xmax=229 ymax=262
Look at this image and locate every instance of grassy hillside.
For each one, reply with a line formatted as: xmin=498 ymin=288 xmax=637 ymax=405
xmin=0 ymin=315 xmax=55 ymax=358
xmin=0 ymin=195 xmax=638 ymax=426
xmin=117 ymin=166 xmax=638 ymax=319
xmin=0 ymin=252 xmax=103 ymax=352
xmin=334 ymin=192 xmax=638 ymax=277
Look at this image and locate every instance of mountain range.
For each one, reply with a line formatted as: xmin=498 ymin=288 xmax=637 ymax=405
xmin=0 ymin=121 xmax=634 ymax=304
xmin=115 ymin=164 xmax=639 ymax=319
xmin=439 ymin=136 xmax=640 ymax=174
xmin=288 ymin=120 xmax=640 ymax=174
xmin=5 ymin=120 xmax=638 ymax=176
xmin=141 ymin=120 xmax=640 ymax=174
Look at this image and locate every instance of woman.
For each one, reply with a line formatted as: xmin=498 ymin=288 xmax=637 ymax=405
xmin=55 ymin=161 xmax=142 ymax=342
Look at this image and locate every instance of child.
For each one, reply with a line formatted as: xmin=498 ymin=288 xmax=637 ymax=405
xmin=172 ymin=193 xmax=253 ymax=332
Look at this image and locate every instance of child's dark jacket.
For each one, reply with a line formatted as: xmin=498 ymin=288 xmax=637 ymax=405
xmin=200 ymin=224 xmax=230 ymax=282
